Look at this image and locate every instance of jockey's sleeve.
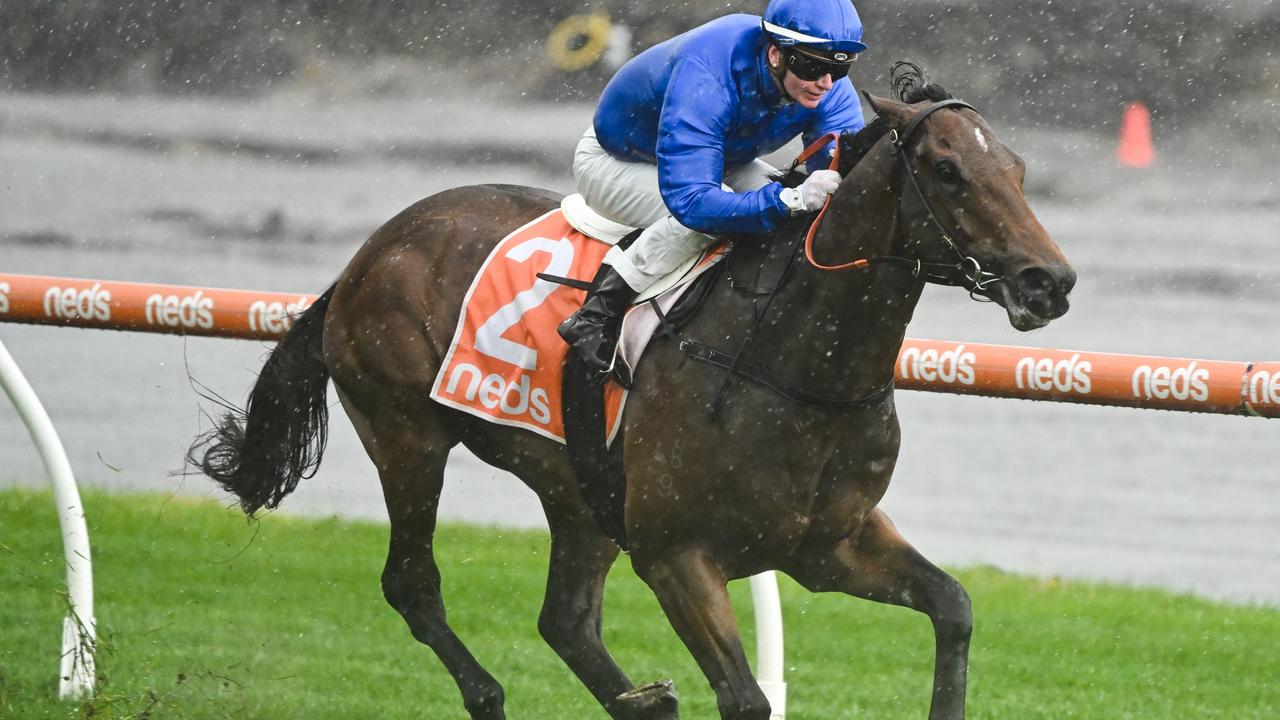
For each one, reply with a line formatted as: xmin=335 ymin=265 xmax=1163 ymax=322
xmin=802 ymin=80 xmax=866 ymax=174
xmin=655 ymin=57 xmax=791 ymax=235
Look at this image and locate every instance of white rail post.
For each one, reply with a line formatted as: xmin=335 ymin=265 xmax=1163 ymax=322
xmin=0 ymin=338 xmax=96 ymax=699
xmin=749 ymin=571 xmax=787 ymax=719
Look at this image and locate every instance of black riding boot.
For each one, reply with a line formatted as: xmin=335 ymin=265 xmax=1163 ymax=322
xmin=558 ymin=265 xmax=639 ymax=371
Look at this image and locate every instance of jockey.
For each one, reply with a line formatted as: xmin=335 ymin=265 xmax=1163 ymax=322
xmin=558 ymin=0 xmax=869 ymax=371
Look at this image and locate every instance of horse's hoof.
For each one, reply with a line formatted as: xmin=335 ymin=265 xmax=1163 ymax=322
xmin=614 ymin=679 xmax=679 ymax=719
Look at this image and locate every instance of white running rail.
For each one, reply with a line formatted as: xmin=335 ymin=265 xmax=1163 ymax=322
xmin=750 ymin=571 xmax=788 ymax=718
xmin=0 ymin=338 xmax=96 ymax=699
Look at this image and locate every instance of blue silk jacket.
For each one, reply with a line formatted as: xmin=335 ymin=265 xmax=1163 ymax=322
xmin=592 ymin=14 xmax=865 ymax=234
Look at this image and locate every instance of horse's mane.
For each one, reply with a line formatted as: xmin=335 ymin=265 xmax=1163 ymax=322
xmin=890 ymin=60 xmax=953 ymax=103
xmin=775 ymin=60 xmax=953 ymax=187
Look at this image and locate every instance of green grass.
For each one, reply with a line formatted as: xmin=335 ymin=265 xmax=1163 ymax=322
xmin=2 ymin=488 xmax=1277 ymax=719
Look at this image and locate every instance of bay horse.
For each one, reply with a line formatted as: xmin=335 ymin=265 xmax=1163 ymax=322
xmin=191 ymin=74 xmax=1074 ymax=720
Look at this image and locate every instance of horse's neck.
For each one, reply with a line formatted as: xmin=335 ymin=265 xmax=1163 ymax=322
xmin=762 ymin=142 xmax=923 ymax=395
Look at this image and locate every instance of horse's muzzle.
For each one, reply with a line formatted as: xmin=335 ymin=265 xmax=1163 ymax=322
xmin=997 ymin=263 xmax=1076 ymax=330
xmin=1017 ymin=264 xmax=1075 ymax=314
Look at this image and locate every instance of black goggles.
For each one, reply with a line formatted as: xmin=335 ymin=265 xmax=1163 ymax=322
xmin=783 ymin=47 xmax=856 ymax=82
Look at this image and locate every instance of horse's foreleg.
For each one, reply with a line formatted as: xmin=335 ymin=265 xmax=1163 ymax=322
xmin=339 ymin=391 xmax=506 ymax=720
xmin=787 ymin=508 xmax=972 ymax=720
xmin=539 ymin=515 xmax=664 ymax=719
xmin=633 ymin=550 xmax=772 ymax=720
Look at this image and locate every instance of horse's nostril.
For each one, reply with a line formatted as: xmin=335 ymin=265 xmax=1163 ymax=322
xmin=1060 ymin=267 xmax=1078 ymax=295
xmin=1016 ymin=267 xmax=1055 ymax=299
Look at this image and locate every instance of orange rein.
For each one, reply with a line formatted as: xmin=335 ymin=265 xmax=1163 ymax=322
xmin=790 ymin=131 xmax=872 ymax=271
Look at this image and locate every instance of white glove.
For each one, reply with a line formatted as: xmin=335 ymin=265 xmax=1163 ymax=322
xmin=779 ymin=169 xmax=842 ymax=215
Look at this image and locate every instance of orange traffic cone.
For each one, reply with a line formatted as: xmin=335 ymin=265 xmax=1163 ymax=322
xmin=1117 ymin=102 xmax=1155 ymax=168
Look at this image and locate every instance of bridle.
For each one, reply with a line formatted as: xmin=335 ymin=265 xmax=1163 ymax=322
xmin=796 ymin=99 xmax=1003 ymax=300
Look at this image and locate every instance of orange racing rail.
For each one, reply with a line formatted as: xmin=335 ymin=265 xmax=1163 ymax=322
xmin=2 ymin=273 xmax=1277 ymax=418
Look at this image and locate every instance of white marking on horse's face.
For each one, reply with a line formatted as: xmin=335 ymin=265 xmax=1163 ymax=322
xmin=973 ymin=127 xmax=989 ymax=152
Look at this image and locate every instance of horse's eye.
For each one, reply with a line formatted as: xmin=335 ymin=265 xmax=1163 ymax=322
xmin=935 ymin=160 xmax=961 ymax=186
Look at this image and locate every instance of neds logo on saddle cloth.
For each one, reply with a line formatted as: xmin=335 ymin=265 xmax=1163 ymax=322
xmin=430 ymin=210 xmax=626 ymax=443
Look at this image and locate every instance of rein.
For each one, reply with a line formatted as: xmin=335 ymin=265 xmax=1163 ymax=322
xmin=675 ymin=100 xmax=1000 ymax=414
xmin=799 ymin=99 xmax=1003 ymax=296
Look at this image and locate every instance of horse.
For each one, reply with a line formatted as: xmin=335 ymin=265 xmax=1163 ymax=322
xmin=190 ymin=72 xmax=1074 ymax=720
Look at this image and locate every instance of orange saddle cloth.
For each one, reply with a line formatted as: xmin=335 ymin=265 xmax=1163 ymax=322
xmin=429 ymin=209 xmax=627 ymax=443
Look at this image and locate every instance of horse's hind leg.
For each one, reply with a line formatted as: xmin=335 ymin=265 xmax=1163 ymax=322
xmin=537 ymin=513 xmax=678 ymax=719
xmin=339 ymin=390 xmax=506 ymax=719
xmin=786 ymin=508 xmax=972 ymax=720
xmin=632 ymin=551 xmax=772 ymax=720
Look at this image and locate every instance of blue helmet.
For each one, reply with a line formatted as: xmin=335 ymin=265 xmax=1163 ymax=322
xmin=762 ymin=0 xmax=868 ymax=56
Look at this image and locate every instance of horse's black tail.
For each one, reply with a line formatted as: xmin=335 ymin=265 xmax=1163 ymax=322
xmin=189 ymin=284 xmax=336 ymax=517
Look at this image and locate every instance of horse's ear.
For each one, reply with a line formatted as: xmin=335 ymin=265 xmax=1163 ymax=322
xmin=863 ymin=91 xmax=914 ymax=129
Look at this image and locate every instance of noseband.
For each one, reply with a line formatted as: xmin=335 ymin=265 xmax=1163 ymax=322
xmin=800 ymin=99 xmax=1003 ymax=299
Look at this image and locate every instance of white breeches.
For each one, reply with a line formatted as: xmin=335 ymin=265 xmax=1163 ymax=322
xmin=572 ymin=127 xmax=777 ymax=293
